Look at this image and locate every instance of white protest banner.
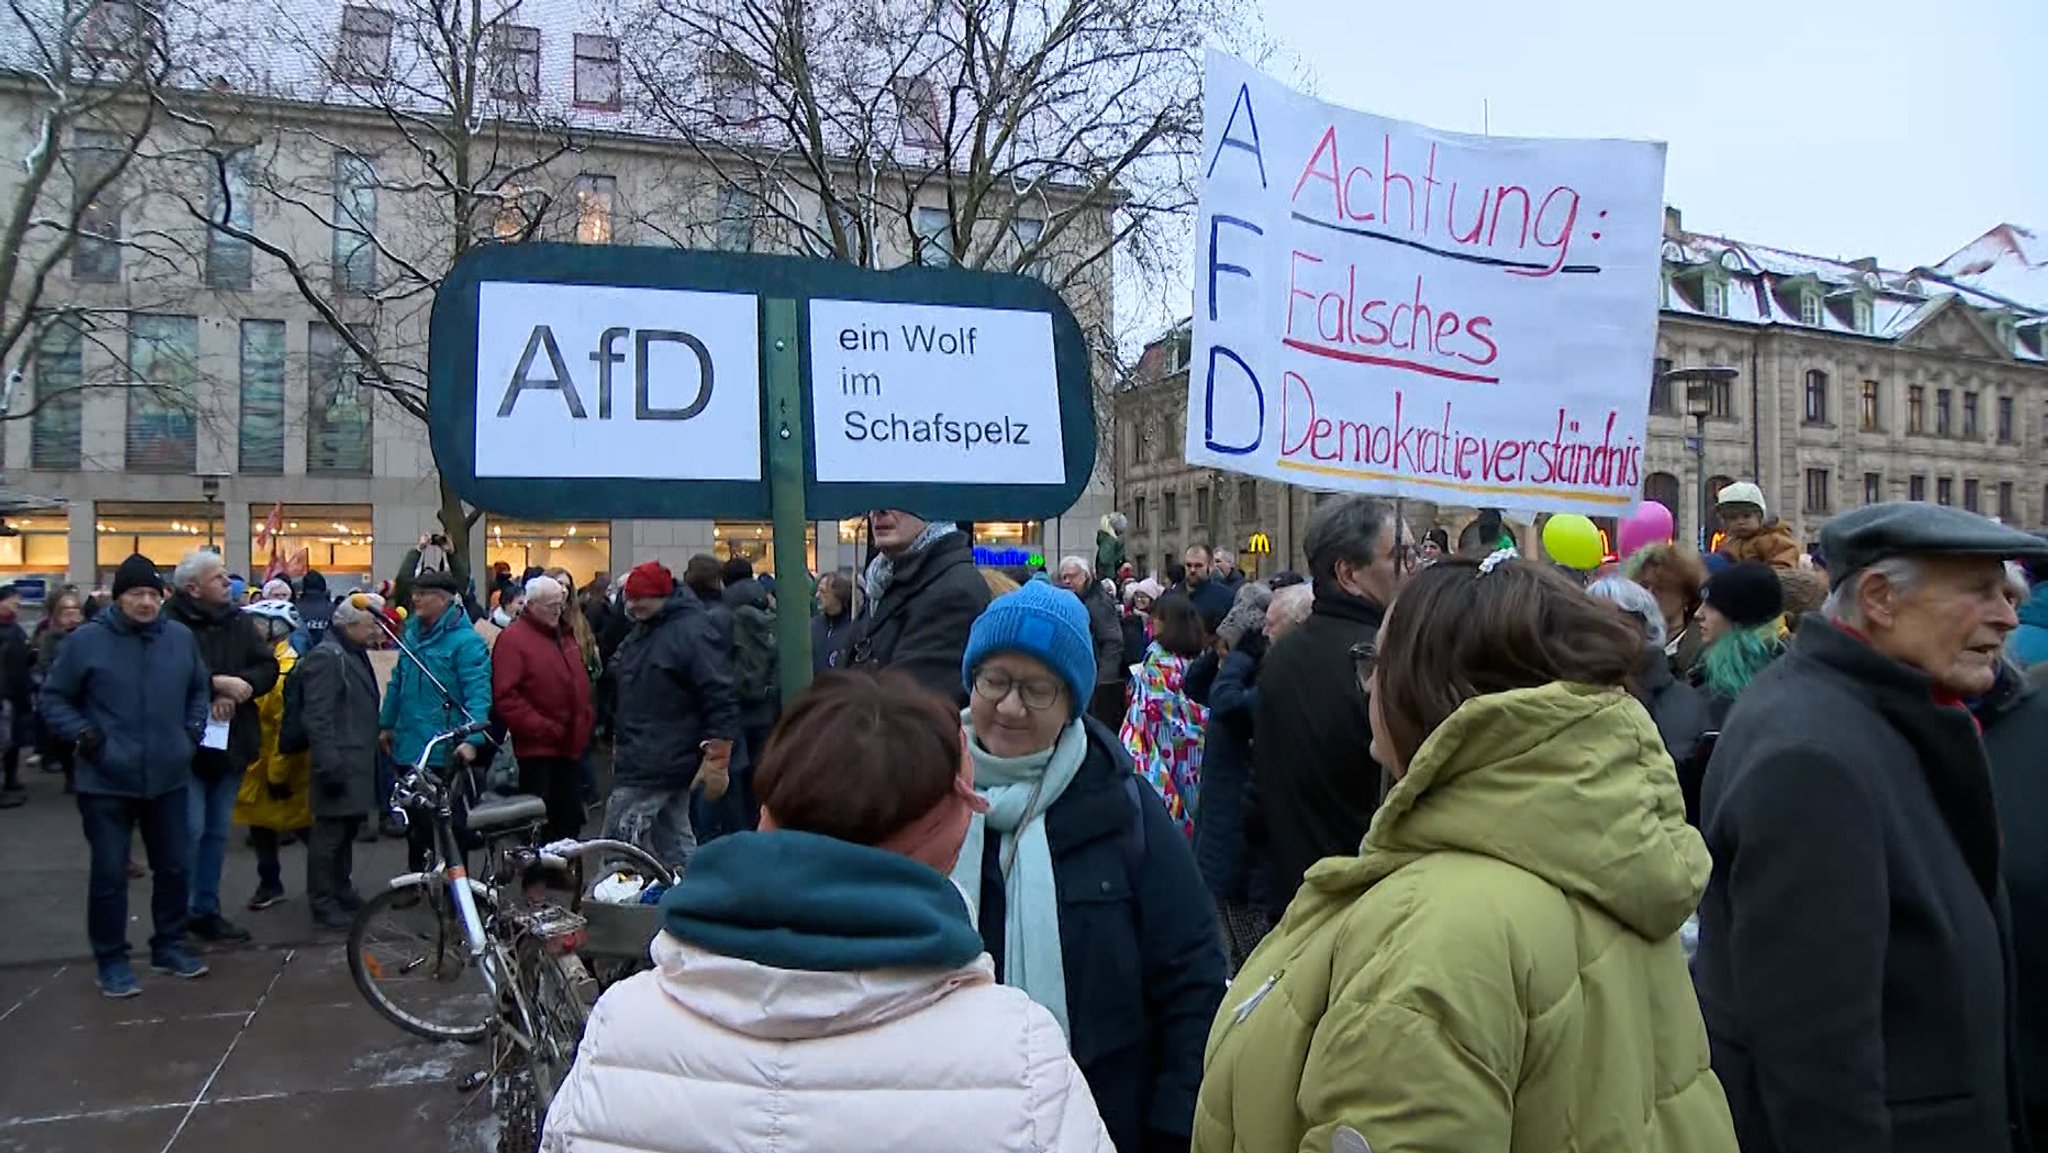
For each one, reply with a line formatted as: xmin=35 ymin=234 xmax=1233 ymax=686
xmin=1190 ymin=52 xmax=1666 ymax=515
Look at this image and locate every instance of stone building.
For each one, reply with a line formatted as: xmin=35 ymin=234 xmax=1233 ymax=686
xmin=1113 ymin=211 xmax=2048 ymax=576
xmin=0 ymin=0 xmax=1114 ymax=591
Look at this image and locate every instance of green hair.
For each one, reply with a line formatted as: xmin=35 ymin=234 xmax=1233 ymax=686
xmin=1700 ymin=623 xmax=1782 ymax=701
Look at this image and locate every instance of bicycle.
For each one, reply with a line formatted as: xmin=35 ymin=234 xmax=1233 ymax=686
xmin=346 ymin=723 xmax=676 ymax=1153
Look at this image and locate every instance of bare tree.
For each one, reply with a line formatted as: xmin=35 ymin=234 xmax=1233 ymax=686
xmin=160 ymin=0 xmax=582 ymax=570
xmin=620 ymin=0 xmax=1265 ymax=456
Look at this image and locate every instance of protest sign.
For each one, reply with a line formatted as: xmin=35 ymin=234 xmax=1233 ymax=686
xmin=1189 ymin=52 xmax=1666 ymax=515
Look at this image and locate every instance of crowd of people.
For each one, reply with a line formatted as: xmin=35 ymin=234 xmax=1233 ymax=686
xmin=21 ymin=482 xmax=2048 ymax=1153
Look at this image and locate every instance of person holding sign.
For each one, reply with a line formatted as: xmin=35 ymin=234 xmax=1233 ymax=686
xmin=844 ymin=510 xmax=991 ymax=706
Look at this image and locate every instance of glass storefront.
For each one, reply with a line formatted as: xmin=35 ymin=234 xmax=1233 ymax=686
xmin=249 ymin=504 xmax=374 ymax=585
xmin=96 ymin=501 xmax=220 ymax=575
xmin=0 ymin=513 xmax=72 ymax=576
xmin=487 ymin=520 xmax=611 ymax=585
xmin=835 ymin=516 xmax=1045 ymax=569
xmin=713 ymin=521 xmax=815 ymax=575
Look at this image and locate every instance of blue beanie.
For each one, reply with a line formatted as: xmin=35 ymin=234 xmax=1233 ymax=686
xmin=962 ymin=582 xmax=1097 ymax=718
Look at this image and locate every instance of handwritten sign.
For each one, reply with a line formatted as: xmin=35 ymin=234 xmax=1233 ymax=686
xmin=1189 ymin=52 xmax=1666 ymax=514
xmin=808 ymin=300 xmax=1065 ymax=486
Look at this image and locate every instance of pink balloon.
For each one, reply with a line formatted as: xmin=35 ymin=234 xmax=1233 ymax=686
xmin=1617 ymin=501 xmax=1675 ymax=559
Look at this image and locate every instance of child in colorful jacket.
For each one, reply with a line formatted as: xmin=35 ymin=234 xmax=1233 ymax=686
xmin=1119 ymin=592 xmax=1209 ymax=837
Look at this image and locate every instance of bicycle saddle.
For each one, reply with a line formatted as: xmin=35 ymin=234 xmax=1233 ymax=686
xmin=467 ymin=793 xmax=549 ymax=830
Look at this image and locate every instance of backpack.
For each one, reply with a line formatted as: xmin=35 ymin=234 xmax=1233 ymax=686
xmin=277 ymin=658 xmax=310 ymax=755
xmin=731 ymin=608 xmax=778 ymax=703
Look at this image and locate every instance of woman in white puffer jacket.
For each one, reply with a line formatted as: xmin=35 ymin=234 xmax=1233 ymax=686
xmin=542 ymin=670 xmax=1113 ymax=1153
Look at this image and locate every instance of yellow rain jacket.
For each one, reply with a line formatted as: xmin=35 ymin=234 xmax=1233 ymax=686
xmin=233 ymin=639 xmax=312 ymax=831
xmin=1193 ymin=682 xmax=1737 ymax=1153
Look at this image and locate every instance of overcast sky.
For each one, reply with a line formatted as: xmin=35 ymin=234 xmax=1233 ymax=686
xmin=1257 ymin=0 xmax=2046 ymax=270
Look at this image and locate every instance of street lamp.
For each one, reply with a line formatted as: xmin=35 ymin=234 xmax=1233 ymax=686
xmin=197 ymin=471 xmax=227 ymax=551
xmin=1661 ymin=366 xmax=1741 ymax=550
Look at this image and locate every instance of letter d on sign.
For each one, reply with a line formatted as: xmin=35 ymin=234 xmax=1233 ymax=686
xmin=1204 ymin=345 xmax=1263 ymax=455
xmin=636 ymin=330 xmax=714 ymax=420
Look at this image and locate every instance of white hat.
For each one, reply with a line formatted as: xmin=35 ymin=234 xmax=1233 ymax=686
xmin=1716 ymin=481 xmax=1767 ymax=513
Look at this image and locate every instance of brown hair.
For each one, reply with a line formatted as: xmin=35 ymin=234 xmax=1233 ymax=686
xmin=755 ymin=670 xmax=962 ymax=847
xmin=1148 ymin=591 xmax=1208 ymax=657
xmin=683 ymin=554 xmax=724 ymax=600
xmin=1627 ymin=542 xmax=1708 ymax=617
xmin=1375 ymin=555 xmax=1642 ymax=768
xmin=546 ymin=567 xmax=600 ymax=665
xmin=1777 ymin=568 xmax=1827 ymax=633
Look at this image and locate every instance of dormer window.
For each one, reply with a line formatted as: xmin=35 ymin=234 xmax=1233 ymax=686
xmin=1996 ymin=317 xmax=2017 ymax=354
xmin=1800 ymin=292 xmax=1824 ymax=327
xmin=1852 ymin=298 xmax=1873 ymax=334
xmin=1703 ymin=278 xmax=1727 ymax=317
xmin=1719 ymin=250 xmax=1743 ymax=273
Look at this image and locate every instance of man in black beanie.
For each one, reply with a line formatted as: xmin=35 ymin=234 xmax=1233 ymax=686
xmin=41 ymin=553 xmax=213 ymax=996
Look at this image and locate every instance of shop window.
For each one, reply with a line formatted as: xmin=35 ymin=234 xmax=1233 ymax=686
xmin=249 ymin=503 xmax=374 ymax=581
xmin=489 ymin=519 xmax=614 ymax=584
xmin=95 ymin=501 xmax=217 ymax=571
xmin=0 ymin=513 xmax=73 ymax=574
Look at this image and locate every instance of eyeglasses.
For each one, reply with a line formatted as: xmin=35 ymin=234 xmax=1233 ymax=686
xmin=973 ymin=669 xmax=1064 ymax=711
xmin=1349 ymin=641 xmax=1377 ymax=691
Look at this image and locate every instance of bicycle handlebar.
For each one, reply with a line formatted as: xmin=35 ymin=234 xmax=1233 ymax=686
xmin=537 ymin=837 xmax=679 ymax=887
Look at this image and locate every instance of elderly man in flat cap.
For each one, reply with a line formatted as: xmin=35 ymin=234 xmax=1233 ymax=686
xmin=1694 ymin=502 xmax=2048 ymax=1153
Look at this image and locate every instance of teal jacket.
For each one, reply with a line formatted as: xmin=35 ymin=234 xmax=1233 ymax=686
xmin=377 ymin=602 xmax=492 ymax=768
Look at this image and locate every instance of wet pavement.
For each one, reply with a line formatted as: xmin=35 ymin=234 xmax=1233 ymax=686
xmin=0 ymin=767 xmax=495 ymax=1152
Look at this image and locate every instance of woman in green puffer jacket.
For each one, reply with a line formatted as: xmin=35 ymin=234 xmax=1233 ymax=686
xmin=1193 ymin=551 xmax=1738 ymax=1153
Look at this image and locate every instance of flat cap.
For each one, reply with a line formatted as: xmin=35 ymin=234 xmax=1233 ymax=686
xmin=412 ymin=568 xmax=464 ymax=594
xmin=1819 ymin=502 xmax=2048 ymax=588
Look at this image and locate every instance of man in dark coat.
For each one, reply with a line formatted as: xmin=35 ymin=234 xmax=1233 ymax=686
xmin=1253 ymin=496 xmax=1408 ymax=908
xmin=296 ymin=596 xmax=385 ymax=929
xmin=601 ymin=562 xmax=740 ymax=868
xmin=1695 ymin=501 xmax=2048 ymax=1153
xmin=720 ymin=556 xmax=778 ymax=835
xmin=1983 ymin=654 xmax=2048 ymax=1140
xmin=41 ymin=554 xmax=213 ymax=995
xmin=842 ymin=510 xmax=990 ymax=705
xmin=0 ymin=583 xmax=33 ymax=805
xmin=810 ymin=571 xmax=855 ymax=678
xmin=1057 ymin=555 xmax=1126 ymax=728
xmin=1183 ymin=599 xmax=1276 ymax=967
xmin=163 ymin=549 xmax=279 ymax=945
xmin=1175 ymin=545 xmax=1235 ymax=633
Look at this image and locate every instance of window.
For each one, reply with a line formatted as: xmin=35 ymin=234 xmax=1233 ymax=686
xmin=1644 ymin=472 xmax=1681 ymax=511
xmin=1803 ymin=369 xmax=1828 ymax=424
xmin=1964 ymin=479 xmax=1981 ymax=513
xmin=1862 ymin=472 xmax=1882 ymax=505
xmin=2000 ymin=481 xmax=2016 ymax=521
xmin=1800 ymin=292 xmax=1824 ymax=327
xmin=1707 ymin=377 xmax=1734 ymax=419
xmin=1163 ymin=491 xmax=1179 ymax=529
xmin=1963 ymin=392 xmax=1980 ymax=439
xmin=205 ymin=149 xmax=254 ymax=289
xmin=1011 ymin=216 xmax=1047 ymax=279
xmin=914 ymin=206 xmax=953 ymax=267
xmin=1909 ymin=474 xmax=1927 ymax=502
xmin=237 ymin=319 xmax=285 ymax=474
xmin=69 ymin=129 xmax=122 ymax=282
xmin=714 ymin=187 xmax=755 ymax=253
xmin=1194 ymin=485 xmax=1211 ymax=527
xmin=1936 ymin=389 xmax=1953 ymax=437
xmin=574 ymin=174 xmax=615 ymax=244
xmin=709 ymin=52 xmax=758 ymax=124
xmin=1852 ymin=298 xmax=1873 ymax=334
xmin=1860 ymin=380 xmax=1881 ymax=431
xmin=488 ymin=24 xmax=541 ymax=101
xmin=126 ymin=315 xmax=199 ymax=474
xmin=1649 ymin=357 xmax=1673 ymax=414
xmin=31 ymin=321 xmax=83 ymax=471
xmin=573 ymin=34 xmax=620 ymax=110
xmin=332 ymin=152 xmax=376 ymax=293
xmin=1803 ymin=468 xmax=1831 ymax=514
xmin=1133 ymin=494 xmax=1146 ymax=532
xmin=1702 ymin=278 xmax=1726 ymax=317
xmin=336 ymin=6 xmax=392 ymax=81
xmin=79 ymin=0 xmax=155 ymax=63
xmin=308 ymin=324 xmax=372 ymax=475
xmin=1907 ymin=385 xmax=1926 ymax=433
xmin=1937 ymin=476 xmax=1954 ymax=506
xmin=1238 ymin=479 xmax=1257 ymax=520
xmin=1998 ymin=396 xmax=2016 ymax=444
xmin=895 ymin=77 xmax=940 ymax=148
xmin=491 ymin=185 xmax=544 ymax=241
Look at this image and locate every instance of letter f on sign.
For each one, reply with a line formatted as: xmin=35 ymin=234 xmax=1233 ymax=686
xmin=591 ymin=327 xmax=629 ymax=419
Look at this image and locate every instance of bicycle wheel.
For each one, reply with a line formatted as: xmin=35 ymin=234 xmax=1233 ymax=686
xmin=348 ymin=879 xmax=495 ymax=1043
xmin=527 ymin=951 xmax=594 ymax=1103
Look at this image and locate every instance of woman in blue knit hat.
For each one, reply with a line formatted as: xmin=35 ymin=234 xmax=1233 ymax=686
xmin=954 ymin=582 xmax=1227 ymax=1153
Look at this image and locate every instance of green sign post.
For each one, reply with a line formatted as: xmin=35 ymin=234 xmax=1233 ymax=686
xmin=428 ymin=244 xmax=1096 ymax=702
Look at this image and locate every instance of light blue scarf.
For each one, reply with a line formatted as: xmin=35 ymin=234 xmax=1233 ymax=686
xmin=950 ymin=713 xmax=1089 ymax=1037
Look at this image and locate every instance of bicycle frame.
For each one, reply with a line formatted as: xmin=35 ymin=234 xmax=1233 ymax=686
xmin=387 ymin=724 xmax=506 ymax=996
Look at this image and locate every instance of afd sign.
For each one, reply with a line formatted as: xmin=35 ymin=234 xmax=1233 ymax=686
xmin=429 ymin=244 xmax=1095 ymax=521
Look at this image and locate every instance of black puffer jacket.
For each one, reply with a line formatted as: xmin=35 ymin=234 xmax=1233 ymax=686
xmin=609 ymin=587 xmax=740 ymax=791
xmin=1634 ymin=643 xmax=1710 ymax=824
xmin=163 ymin=593 xmax=279 ymax=777
xmin=842 ymin=530 xmax=990 ymax=705
xmin=1183 ymin=638 xmax=1263 ymax=906
xmin=1982 ymin=661 xmax=2048 ymax=1138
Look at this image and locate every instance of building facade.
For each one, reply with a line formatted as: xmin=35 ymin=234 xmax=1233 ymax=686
xmin=0 ymin=0 xmax=1113 ymax=592
xmin=1114 ymin=211 xmax=2048 ymax=575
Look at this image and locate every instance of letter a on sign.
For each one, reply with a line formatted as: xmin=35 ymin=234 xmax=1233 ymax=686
xmin=499 ymin=325 xmax=588 ymax=417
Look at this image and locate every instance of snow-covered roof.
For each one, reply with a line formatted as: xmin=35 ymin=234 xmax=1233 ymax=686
xmin=1925 ymin=224 xmax=2047 ymax=314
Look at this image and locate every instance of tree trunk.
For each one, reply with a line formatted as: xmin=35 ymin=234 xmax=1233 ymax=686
xmin=437 ymin=474 xmax=474 ymax=577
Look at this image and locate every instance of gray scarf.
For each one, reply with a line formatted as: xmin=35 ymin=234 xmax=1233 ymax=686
xmin=861 ymin=520 xmax=959 ymax=614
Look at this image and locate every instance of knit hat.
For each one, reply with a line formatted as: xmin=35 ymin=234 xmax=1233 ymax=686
xmin=961 ymin=582 xmax=1096 ymax=719
xmin=1216 ymin=581 xmax=1274 ymax=647
xmin=1701 ymin=562 xmax=1784 ymax=629
xmin=622 ymin=560 xmax=674 ymax=601
xmin=111 ymin=553 xmax=163 ymax=599
xmin=1716 ymin=481 xmax=1767 ymax=514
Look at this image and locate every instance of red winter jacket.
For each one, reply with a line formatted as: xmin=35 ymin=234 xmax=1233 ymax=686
xmin=491 ymin=613 xmax=594 ymax=759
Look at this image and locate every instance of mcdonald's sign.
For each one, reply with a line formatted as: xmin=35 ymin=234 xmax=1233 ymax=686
xmin=1244 ymin=532 xmax=1273 ymax=556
